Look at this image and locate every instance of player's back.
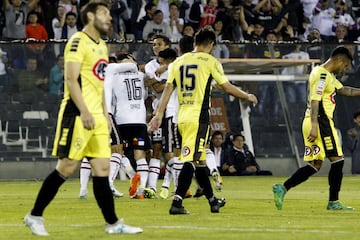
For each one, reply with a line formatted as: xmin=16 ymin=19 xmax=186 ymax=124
xmin=105 ymin=62 xmax=146 ymax=125
xmin=169 ymin=52 xmax=227 ymax=124
xmin=62 ymin=31 xmax=108 ymax=116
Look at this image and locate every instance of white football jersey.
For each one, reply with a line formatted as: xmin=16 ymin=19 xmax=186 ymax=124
xmin=164 ymin=63 xmax=178 ymax=120
xmin=104 ymin=62 xmax=146 ymax=124
xmin=145 ymin=58 xmax=163 ymax=99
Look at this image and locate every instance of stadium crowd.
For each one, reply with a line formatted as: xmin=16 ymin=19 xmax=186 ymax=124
xmin=0 ymin=0 xmax=359 ymax=43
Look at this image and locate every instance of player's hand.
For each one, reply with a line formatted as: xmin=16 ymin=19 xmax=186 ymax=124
xmin=81 ymin=110 xmax=95 ymax=130
xmin=247 ymin=94 xmax=258 ymax=106
xmin=148 ymin=112 xmax=163 ymax=132
xmin=307 ymin=126 xmax=318 ymax=142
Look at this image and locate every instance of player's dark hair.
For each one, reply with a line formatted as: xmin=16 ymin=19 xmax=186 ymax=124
xmin=158 ymin=48 xmax=177 ymax=62
xmin=153 ymin=34 xmax=171 ymax=47
xmin=179 ymin=35 xmax=194 ymax=54
xmin=117 ymin=53 xmax=136 ymax=62
xmin=145 ymin=2 xmax=155 ymax=12
xmin=331 ymin=45 xmax=353 ymax=61
xmin=353 ymin=109 xmax=360 ymax=119
xmin=194 ymin=25 xmax=216 ymax=47
xmin=81 ymin=1 xmax=107 ymax=26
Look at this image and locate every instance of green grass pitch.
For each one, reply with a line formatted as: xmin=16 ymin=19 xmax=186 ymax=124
xmin=1 ymin=176 xmax=360 ymax=240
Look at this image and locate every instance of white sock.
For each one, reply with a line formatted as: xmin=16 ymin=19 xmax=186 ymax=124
xmin=109 ymin=153 xmax=121 ymax=188
xmin=136 ymin=158 xmax=149 ymax=193
xmin=206 ymin=148 xmax=218 ymax=174
xmin=162 ymin=157 xmax=174 ymax=189
xmin=147 ymin=158 xmax=161 ymax=192
xmin=80 ymin=158 xmax=91 ymax=194
xmin=172 ymin=157 xmax=183 ymax=189
xmin=120 ymin=155 xmax=135 ymax=179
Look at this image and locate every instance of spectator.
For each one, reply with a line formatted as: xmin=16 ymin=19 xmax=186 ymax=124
xmin=0 ymin=48 xmax=8 ymax=87
xmin=103 ymin=21 xmax=123 ymax=41
xmin=209 ymin=131 xmax=226 ymax=173
xmin=182 ymin=23 xmax=195 ymax=36
xmin=199 ymin=0 xmax=218 ymax=29
xmin=142 ymin=10 xmax=172 ymax=40
xmin=222 ymin=133 xmax=272 ymax=176
xmin=109 ymin=0 xmax=130 ymax=39
xmin=25 ymin=11 xmax=48 ymax=55
xmin=61 ymin=11 xmax=78 ymax=39
xmin=165 ymin=2 xmax=184 ymax=42
xmin=333 ymin=0 xmax=355 ymax=31
xmin=212 ymin=19 xmax=230 ymax=59
xmin=308 ymin=0 xmax=336 ymax=41
xmin=305 ymin=28 xmax=325 ymax=61
xmin=328 ymin=24 xmax=350 ymax=43
xmin=2 ymin=0 xmax=36 ymax=40
xmin=253 ymin=0 xmax=284 ymax=33
xmin=347 ymin=109 xmax=360 ymax=174
xmin=281 ymin=44 xmax=310 ymax=105
xmin=58 ymin=0 xmax=78 ymax=16
xmin=16 ymin=57 xmax=47 ymax=93
xmin=136 ymin=2 xmax=156 ymax=40
xmin=48 ymin=54 xmax=64 ymax=95
xmin=52 ymin=5 xmax=66 ymax=56
xmin=187 ymin=0 xmax=203 ymax=31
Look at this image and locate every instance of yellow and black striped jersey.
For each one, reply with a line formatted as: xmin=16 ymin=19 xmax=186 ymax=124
xmin=305 ymin=66 xmax=343 ymax=119
xmin=62 ymin=31 xmax=108 ymax=116
xmin=167 ymin=52 xmax=228 ymax=124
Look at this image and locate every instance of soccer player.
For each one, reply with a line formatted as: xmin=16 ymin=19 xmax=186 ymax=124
xmin=149 ymin=26 xmax=258 ymax=214
xmin=104 ymin=53 xmax=151 ymax=199
xmin=143 ymin=34 xmax=171 ymax=198
xmin=273 ymin=46 xmax=360 ymax=211
xmin=24 ymin=1 xmax=142 ymax=236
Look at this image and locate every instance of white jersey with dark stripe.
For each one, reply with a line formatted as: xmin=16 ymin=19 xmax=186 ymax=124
xmin=104 ymin=62 xmax=146 ymax=125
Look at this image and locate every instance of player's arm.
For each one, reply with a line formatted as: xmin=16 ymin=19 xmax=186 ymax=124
xmin=149 ymin=82 xmax=174 ymax=131
xmin=337 ymin=86 xmax=360 ymax=97
xmin=66 ymin=61 xmax=95 ymax=130
xmin=102 ymin=90 xmax=111 ymax=133
xmin=219 ymin=82 xmax=258 ymax=106
xmin=308 ymin=100 xmax=320 ymax=142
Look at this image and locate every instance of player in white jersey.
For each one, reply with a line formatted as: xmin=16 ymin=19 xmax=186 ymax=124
xmin=106 ymin=54 xmax=152 ymax=199
xmin=79 ymin=54 xmax=142 ymax=199
xmin=143 ymin=35 xmax=171 ymax=198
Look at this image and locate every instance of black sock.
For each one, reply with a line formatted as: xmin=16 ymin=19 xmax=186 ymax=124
xmin=93 ymin=176 xmax=118 ymax=224
xmin=328 ymin=159 xmax=344 ymax=201
xmin=195 ymin=166 xmax=214 ymax=199
xmin=284 ymin=164 xmax=317 ymax=191
xmin=173 ymin=162 xmax=194 ymax=206
xmin=31 ymin=170 xmax=66 ymax=216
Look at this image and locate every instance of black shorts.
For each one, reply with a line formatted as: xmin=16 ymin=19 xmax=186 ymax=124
xmin=162 ymin=116 xmax=181 ymax=153
xmin=109 ymin=114 xmax=121 ymax=146
xmin=118 ymin=124 xmax=152 ymax=150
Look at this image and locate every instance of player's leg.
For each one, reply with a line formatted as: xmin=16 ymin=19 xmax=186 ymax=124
xmin=273 ymin=117 xmax=322 ymax=210
xmin=205 ymin=148 xmax=223 ymax=191
xmin=88 ymin=116 xmax=142 ymax=233
xmin=25 ymin=113 xmax=85 ymax=236
xmin=326 ymin=122 xmax=353 ymax=210
xmin=79 ymin=158 xmax=91 ymax=199
xmin=108 ymin=119 xmax=124 ymax=197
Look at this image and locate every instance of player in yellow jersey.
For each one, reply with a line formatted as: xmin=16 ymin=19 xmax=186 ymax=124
xmin=24 ymin=1 xmax=142 ymax=236
xmin=273 ymin=46 xmax=360 ymax=211
xmin=149 ymin=26 xmax=257 ymax=214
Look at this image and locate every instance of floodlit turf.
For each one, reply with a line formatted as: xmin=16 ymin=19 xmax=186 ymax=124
xmin=1 ymin=176 xmax=360 ymax=240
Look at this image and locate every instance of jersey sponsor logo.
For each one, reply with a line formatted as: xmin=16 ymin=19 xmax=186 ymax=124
xmin=330 ymin=91 xmax=336 ymax=104
xmin=182 ymin=146 xmax=191 ymax=157
xmin=304 ymin=146 xmax=311 ymax=156
xmin=312 ymin=145 xmax=320 ymax=155
xmin=92 ymin=59 xmax=108 ymax=81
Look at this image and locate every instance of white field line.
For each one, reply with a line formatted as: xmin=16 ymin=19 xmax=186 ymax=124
xmin=0 ymin=224 xmax=357 ymax=235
